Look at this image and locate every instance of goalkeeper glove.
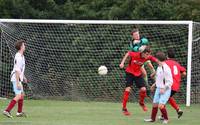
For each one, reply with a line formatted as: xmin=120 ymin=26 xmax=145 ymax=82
xmin=141 ymin=38 xmax=149 ymax=45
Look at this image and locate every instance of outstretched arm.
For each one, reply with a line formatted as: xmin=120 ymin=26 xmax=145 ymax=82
xmin=146 ymin=62 xmax=156 ymax=78
xmin=119 ymin=52 xmax=129 ymax=69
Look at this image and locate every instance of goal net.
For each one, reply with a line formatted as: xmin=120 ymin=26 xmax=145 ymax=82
xmin=190 ymin=22 xmax=200 ymax=104
xmin=0 ymin=20 xmax=194 ymax=104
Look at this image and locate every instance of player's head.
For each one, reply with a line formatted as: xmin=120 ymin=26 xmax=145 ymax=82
xmin=131 ymin=28 xmax=140 ymax=40
xmin=15 ymin=39 xmax=26 ymax=52
xmin=155 ymin=51 xmax=166 ymax=62
xmin=141 ymin=46 xmax=151 ymax=59
xmin=167 ymin=48 xmax=175 ymax=58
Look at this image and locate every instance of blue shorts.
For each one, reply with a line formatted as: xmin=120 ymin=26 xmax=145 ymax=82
xmin=153 ymin=87 xmax=171 ymax=105
xmin=12 ymin=81 xmax=24 ymax=95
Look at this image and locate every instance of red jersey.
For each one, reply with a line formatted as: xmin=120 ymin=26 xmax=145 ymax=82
xmin=125 ymin=52 xmax=157 ymax=76
xmin=165 ymin=59 xmax=186 ymax=91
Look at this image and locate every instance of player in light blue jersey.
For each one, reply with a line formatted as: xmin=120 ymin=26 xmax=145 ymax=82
xmin=144 ymin=51 xmax=173 ymax=124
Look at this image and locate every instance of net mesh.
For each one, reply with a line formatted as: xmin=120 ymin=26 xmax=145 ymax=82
xmin=0 ymin=21 xmax=189 ymax=103
xmin=191 ymin=22 xmax=200 ymax=103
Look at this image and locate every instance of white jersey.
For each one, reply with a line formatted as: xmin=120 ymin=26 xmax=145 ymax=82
xmin=11 ymin=52 xmax=25 ymax=82
xmin=155 ymin=62 xmax=173 ymax=89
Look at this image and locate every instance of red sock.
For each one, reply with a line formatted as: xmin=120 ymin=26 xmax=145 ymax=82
xmin=161 ymin=105 xmax=166 ymax=118
xmin=18 ymin=98 xmax=24 ymax=113
xmin=168 ymin=97 xmax=179 ymax=111
xmin=139 ymin=90 xmax=147 ymax=105
xmin=151 ymin=107 xmax=158 ymax=121
xmin=160 ymin=107 xmax=168 ymax=120
xmin=122 ymin=91 xmax=130 ymax=109
xmin=5 ymin=99 xmax=17 ymax=112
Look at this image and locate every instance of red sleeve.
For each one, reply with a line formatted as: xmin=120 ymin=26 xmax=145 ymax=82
xmin=179 ymin=65 xmax=186 ymax=72
xmin=149 ymin=56 xmax=158 ymax=62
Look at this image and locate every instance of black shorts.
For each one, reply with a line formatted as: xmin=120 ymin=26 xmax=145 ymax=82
xmin=125 ymin=72 xmax=146 ymax=88
xmin=170 ymin=90 xmax=177 ymax=97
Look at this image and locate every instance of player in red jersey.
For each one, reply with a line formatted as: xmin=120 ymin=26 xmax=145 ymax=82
xmin=119 ymin=46 xmax=160 ymax=116
xmin=165 ymin=49 xmax=186 ymax=118
xmin=151 ymin=48 xmax=186 ymax=119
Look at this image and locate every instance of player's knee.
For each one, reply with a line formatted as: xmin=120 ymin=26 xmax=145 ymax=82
xmin=141 ymin=68 xmax=147 ymax=77
xmin=125 ymin=87 xmax=131 ymax=92
xmin=158 ymin=104 xmax=165 ymax=109
xmin=140 ymin=87 xmax=146 ymax=92
xmin=21 ymin=94 xmax=25 ymax=99
xmin=14 ymin=94 xmax=21 ymax=101
xmin=153 ymin=103 xmax=158 ymax=108
xmin=143 ymin=72 xmax=147 ymax=77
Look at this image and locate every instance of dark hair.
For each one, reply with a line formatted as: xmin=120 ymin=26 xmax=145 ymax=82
xmin=131 ymin=28 xmax=139 ymax=35
xmin=167 ymin=48 xmax=175 ymax=58
xmin=142 ymin=46 xmax=151 ymax=53
xmin=156 ymin=51 xmax=166 ymax=61
xmin=15 ymin=39 xmax=25 ymax=50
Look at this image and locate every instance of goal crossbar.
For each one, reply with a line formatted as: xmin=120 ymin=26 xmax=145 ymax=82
xmin=0 ymin=19 xmax=193 ymax=25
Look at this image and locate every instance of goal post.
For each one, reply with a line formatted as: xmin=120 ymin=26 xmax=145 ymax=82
xmin=0 ymin=19 xmax=194 ymax=105
xmin=186 ymin=22 xmax=193 ymax=107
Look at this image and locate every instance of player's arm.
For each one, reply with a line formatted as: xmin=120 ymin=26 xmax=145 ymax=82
xmin=15 ymin=57 xmax=22 ymax=90
xmin=138 ymin=38 xmax=149 ymax=52
xmin=15 ymin=71 xmax=21 ymax=90
xmin=119 ymin=52 xmax=129 ymax=69
xmin=129 ymin=42 xmax=140 ymax=52
xmin=150 ymin=83 xmax=156 ymax=92
xmin=23 ymin=75 xmax=28 ymax=83
xmin=146 ymin=62 xmax=156 ymax=78
xmin=149 ymin=56 xmax=162 ymax=66
xmin=181 ymin=71 xmax=186 ymax=77
xmin=179 ymin=65 xmax=186 ymax=77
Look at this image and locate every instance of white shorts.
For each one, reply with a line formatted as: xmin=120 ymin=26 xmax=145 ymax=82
xmin=153 ymin=87 xmax=171 ymax=105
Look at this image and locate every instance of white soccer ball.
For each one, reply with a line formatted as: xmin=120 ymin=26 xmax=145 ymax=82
xmin=98 ymin=65 xmax=108 ymax=75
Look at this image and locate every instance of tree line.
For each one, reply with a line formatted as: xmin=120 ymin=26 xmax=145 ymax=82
xmin=0 ymin=0 xmax=200 ymax=21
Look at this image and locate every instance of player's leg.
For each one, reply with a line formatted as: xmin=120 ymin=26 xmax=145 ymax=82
xmin=144 ymin=103 xmax=159 ymax=122
xmin=144 ymin=88 xmax=160 ymax=122
xmin=159 ymin=104 xmax=169 ymax=124
xmin=3 ymin=94 xmax=21 ymax=118
xmin=122 ymin=72 xmax=134 ymax=116
xmin=16 ymin=93 xmax=26 ymax=117
xmin=3 ymin=81 xmax=22 ymax=118
xmin=141 ymin=66 xmax=148 ymax=84
xmin=135 ymin=75 xmax=148 ymax=111
xmin=159 ymin=88 xmax=171 ymax=124
xmin=141 ymin=66 xmax=151 ymax=97
xmin=168 ymin=90 xmax=183 ymax=118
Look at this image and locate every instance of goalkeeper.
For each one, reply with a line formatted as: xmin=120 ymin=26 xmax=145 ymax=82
xmin=129 ymin=28 xmax=156 ymax=97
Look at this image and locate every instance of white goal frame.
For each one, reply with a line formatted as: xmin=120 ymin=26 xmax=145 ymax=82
xmin=0 ymin=19 xmax=193 ymax=106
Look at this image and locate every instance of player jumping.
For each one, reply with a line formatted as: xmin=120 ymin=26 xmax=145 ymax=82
xmin=129 ymin=28 xmax=156 ymax=97
xmin=120 ymin=46 xmax=160 ymax=116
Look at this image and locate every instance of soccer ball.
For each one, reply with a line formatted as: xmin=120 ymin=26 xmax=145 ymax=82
xmin=98 ymin=65 xmax=108 ymax=75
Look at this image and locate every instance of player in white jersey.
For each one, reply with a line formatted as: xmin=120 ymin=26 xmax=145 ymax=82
xmin=144 ymin=52 xmax=173 ymax=124
xmin=3 ymin=39 xmax=27 ymax=118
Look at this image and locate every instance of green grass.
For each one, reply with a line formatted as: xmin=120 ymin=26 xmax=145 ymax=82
xmin=0 ymin=99 xmax=200 ymax=125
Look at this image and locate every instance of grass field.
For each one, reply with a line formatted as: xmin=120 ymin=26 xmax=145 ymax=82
xmin=0 ymin=99 xmax=200 ymax=125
